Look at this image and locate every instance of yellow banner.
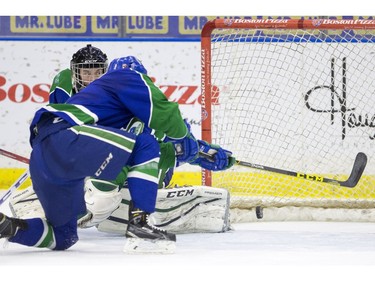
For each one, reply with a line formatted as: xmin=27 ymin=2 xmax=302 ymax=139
xmin=10 ymin=16 xmax=87 ymax=33
xmin=91 ymin=16 xmax=119 ymax=34
xmin=179 ymin=16 xmax=217 ymax=35
xmin=125 ymin=16 xmax=168 ymax=34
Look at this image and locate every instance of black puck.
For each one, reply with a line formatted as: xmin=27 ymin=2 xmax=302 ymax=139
xmin=255 ymin=206 xmax=263 ymax=219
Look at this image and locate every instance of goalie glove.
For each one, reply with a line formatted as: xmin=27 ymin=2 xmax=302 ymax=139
xmin=77 ymin=178 xmax=122 ymax=228
xmin=191 ymin=140 xmax=236 ymax=171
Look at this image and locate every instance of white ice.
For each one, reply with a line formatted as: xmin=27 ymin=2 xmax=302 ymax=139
xmin=1 ymin=198 xmax=375 ymax=281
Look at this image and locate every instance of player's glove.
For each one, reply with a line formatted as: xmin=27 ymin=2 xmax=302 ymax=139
xmin=191 ymin=140 xmax=236 ymax=171
xmin=165 ymin=119 xmax=199 ymax=164
xmin=169 ymin=132 xmax=199 ymax=164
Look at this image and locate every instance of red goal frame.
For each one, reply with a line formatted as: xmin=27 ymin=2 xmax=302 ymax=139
xmin=200 ymin=18 xmax=375 ymax=186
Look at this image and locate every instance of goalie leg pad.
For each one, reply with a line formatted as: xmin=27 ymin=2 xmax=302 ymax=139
xmin=97 ymin=186 xmax=231 ymax=234
xmin=9 ymin=185 xmax=45 ymax=219
xmin=151 ymin=186 xmax=231 ymax=234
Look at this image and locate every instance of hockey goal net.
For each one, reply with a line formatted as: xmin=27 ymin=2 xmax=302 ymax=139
xmin=201 ymin=18 xmax=375 ymax=221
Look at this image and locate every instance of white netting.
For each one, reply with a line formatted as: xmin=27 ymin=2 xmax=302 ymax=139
xmin=202 ymin=21 xmax=375 ymax=215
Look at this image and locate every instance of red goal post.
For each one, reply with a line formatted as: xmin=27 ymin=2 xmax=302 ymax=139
xmin=200 ymin=18 xmax=375 ymax=221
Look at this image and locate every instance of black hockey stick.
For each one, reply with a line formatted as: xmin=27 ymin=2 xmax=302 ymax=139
xmin=200 ymin=151 xmax=367 ymax=188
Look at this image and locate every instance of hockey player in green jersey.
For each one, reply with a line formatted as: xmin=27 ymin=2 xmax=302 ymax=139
xmin=49 ymin=44 xmax=108 ymax=103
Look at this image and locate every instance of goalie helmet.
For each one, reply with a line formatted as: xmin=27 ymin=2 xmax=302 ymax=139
xmin=108 ymin=56 xmax=148 ymax=74
xmin=70 ymin=44 xmax=108 ymax=92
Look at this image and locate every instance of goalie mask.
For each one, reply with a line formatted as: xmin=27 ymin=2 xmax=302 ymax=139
xmin=70 ymin=44 xmax=108 ymax=92
xmin=108 ymin=56 xmax=148 ymax=74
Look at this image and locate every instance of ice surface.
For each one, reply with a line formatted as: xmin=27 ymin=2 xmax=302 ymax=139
xmin=1 ymin=195 xmax=375 ymax=281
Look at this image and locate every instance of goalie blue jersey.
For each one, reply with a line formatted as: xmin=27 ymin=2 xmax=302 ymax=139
xmin=30 ymin=68 xmax=188 ymax=143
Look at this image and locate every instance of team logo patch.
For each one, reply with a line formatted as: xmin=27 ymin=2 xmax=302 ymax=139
xmin=312 ymin=19 xmax=323 ymax=27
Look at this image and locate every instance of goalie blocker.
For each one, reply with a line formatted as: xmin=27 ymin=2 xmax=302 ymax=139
xmin=9 ymin=180 xmax=231 ymax=235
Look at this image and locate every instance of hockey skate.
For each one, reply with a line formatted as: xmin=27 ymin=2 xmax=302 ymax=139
xmin=0 ymin=212 xmax=27 ymax=239
xmin=124 ymin=204 xmax=176 ymax=254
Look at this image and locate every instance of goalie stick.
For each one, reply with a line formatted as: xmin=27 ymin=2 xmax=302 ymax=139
xmin=0 ymin=169 xmax=29 ymax=206
xmin=0 ymin=149 xmax=30 ymax=206
xmin=200 ymin=151 xmax=367 ymax=188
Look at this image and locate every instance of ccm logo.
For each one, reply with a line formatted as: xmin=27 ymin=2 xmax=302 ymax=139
xmin=166 ymin=189 xmax=194 ymax=198
xmin=95 ymin=153 xmax=113 ymax=177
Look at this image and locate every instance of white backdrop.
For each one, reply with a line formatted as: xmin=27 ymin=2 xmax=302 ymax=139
xmin=0 ymin=41 xmax=201 ymax=167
